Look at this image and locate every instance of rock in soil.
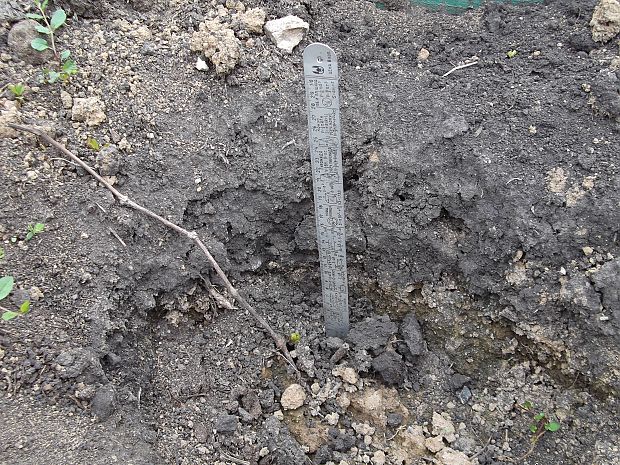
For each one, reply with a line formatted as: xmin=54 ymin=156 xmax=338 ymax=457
xmin=96 ymin=144 xmax=122 ymax=176
xmin=347 ymin=315 xmax=397 ymax=352
xmin=0 ymin=100 xmax=20 ymax=138
xmin=436 ymin=447 xmax=473 ymax=465
xmin=7 ymin=19 xmax=53 ymax=64
xmin=258 ymin=417 xmax=306 ymax=465
xmin=280 ymin=383 xmax=306 ymax=410
xmin=233 ymin=7 xmax=266 ymax=34
xmin=400 ymin=313 xmax=426 ymax=356
xmin=264 ymin=15 xmax=309 ymax=53
xmin=590 ymin=0 xmax=620 ymax=42
xmin=214 ymin=414 xmax=238 ymax=433
xmin=190 ymin=19 xmax=241 ymax=75
xmin=91 ymin=385 xmax=116 ymax=421
xmin=371 ymin=350 xmax=406 ymax=385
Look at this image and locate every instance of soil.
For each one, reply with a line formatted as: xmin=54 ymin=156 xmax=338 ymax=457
xmin=1 ymin=0 xmax=619 ymax=464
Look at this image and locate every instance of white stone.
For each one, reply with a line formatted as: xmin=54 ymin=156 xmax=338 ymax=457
xmin=352 ymin=422 xmax=375 ymax=436
xmin=432 ymin=412 xmax=456 ymax=443
xmin=417 ymin=48 xmax=430 ymax=61
xmin=436 ymin=447 xmax=473 ymax=465
xmin=325 ymin=412 xmax=340 ymax=426
xmin=332 ymin=365 xmax=359 ymax=384
xmin=281 ymin=383 xmax=306 ymax=410
xmin=371 ymin=450 xmax=386 ymax=465
xmin=195 ymin=57 xmax=209 ymax=71
xmin=264 ymin=15 xmax=309 ymax=53
xmin=425 ymin=436 xmax=445 ymax=453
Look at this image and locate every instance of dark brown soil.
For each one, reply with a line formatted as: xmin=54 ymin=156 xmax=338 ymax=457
xmin=1 ymin=0 xmax=619 ymax=464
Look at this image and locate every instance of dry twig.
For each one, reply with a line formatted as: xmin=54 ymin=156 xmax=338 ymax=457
xmin=442 ymin=60 xmax=479 ymax=77
xmin=8 ymin=123 xmax=297 ymax=370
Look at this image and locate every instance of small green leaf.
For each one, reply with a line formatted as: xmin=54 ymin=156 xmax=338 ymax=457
xmin=26 ymin=13 xmax=44 ymax=19
xmin=31 ymin=37 xmax=48 ymax=51
xmin=522 ymin=401 xmax=533 ymax=410
xmin=26 ymin=232 xmax=34 ymax=241
xmin=19 ymin=300 xmax=31 ymax=314
xmin=60 ymin=50 xmax=70 ymax=61
xmin=50 ymin=9 xmax=66 ymax=30
xmin=534 ymin=413 xmax=545 ymax=422
xmin=0 ymin=247 xmax=5 ymax=260
xmin=62 ymin=59 xmax=77 ymax=75
xmin=41 ymin=0 xmax=49 ymax=11
xmin=87 ymin=137 xmax=101 ymax=151
xmin=33 ymin=223 xmax=45 ymax=234
xmin=35 ymin=24 xmax=51 ymax=34
xmin=0 ymin=276 xmax=14 ymax=300
xmin=507 ymin=49 xmax=518 ymax=59
xmin=8 ymin=84 xmax=25 ymax=97
xmin=529 ymin=424 xmax=537 ymax=433
xmin=2 ymin=311 xmax=19 ymax=321
xmin=545 ymin=422 xmax=560 ymax=432
xmin=289 ymin=332 xmax=301 ymax=344
xmin=47 ymin=71 xmax=60 ymax=83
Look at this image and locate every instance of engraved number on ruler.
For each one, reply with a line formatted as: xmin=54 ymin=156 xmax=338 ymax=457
xmin=303 ymin=43 xmax=349 ymax=338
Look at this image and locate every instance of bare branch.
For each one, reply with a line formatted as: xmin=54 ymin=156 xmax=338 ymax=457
xmin=8 ymin=123 xmax=297 ymax=370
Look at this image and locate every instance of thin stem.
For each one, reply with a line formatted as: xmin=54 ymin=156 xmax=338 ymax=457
xmin=37 ymin=3 xmax=59 ymax=62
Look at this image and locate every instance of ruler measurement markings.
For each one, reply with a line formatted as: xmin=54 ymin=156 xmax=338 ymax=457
xmin=303 ymin=43 xmax=349 ymax=338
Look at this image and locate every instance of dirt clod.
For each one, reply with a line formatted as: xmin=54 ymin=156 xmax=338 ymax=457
xmin=280 ymin=383 xmax=306 ymax=410
xmin=71 ymin=97 xmax=106 ymax=126
xmin=590 ymin=0 xmax=620 ymax=42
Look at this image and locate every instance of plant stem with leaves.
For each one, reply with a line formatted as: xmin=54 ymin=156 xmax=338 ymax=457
xmin=28 ymin=1 xmax=76 ymax=83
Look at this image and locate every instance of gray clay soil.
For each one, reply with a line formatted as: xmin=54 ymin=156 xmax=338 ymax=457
xmin=1 ymin=0 xmax=619 ymax=464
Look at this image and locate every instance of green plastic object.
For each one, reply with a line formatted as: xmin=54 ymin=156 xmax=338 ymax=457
xmin=410 ymin=0 xmax=541 ymax=12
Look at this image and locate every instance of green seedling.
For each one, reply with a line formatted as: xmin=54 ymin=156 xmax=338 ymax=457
xmin=0 ymin=276 xmax=31 ymax=321
xmin=517 ymin=401 xmax=561 ymax=460
xmin=507 ymin=49 xmax=518 ymax=59
xmin=26 ymin=222 xmax=45 ymax=241
xmin=27 ymin=1 xmax=77 ymax=83
xmin=87 ymin=137 xmax=101 ymax=151
xmin=289 ymin=332 xmax=301 ymax=345
xmin=7 ymin=83 xmax=25 ymax=104
xmin=0 ymin=247 xmax=5 ymax=260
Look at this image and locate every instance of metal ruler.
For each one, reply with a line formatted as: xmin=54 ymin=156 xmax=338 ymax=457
xmin=303 ymin=43 xmax=349 ymax=338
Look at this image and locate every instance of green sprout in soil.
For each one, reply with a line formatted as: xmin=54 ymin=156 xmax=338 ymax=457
xmin=0 ymin=247 xmax=5 ymax=260
xmin=0 ymin=276 xmax=31 ymax=321
xmin=7 ymin=83 xmax=25 ymax=104
xmin=86 ymin=137 xmax=101 ymax=151
xmin=27 ymin=0 xmax=77 ymax=83
xmin=26 ymin=222 xmax=45 ymax=241
xmin=289 ymin=332 xmax=301 ymax=345
xmin=507 ymin=49 xmax=518 ymax=59
xmin=515 ymin=401 xmax=561 ymax=461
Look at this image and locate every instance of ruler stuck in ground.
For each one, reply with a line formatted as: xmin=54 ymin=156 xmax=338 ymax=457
xmin=303 ymin=43 xmax=349 ymax=338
